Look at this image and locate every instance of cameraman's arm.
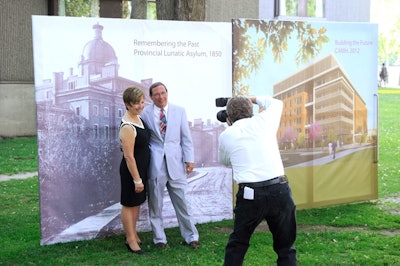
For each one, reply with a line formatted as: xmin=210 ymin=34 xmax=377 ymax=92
xmin=254 ymin=96 xmax=283 ymax=129
xmin=255 ymin=96 xmax=282 ymax=111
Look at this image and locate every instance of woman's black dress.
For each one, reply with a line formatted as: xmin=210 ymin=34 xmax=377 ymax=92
xmin=119 ymin=119 xmax=150 ymax=207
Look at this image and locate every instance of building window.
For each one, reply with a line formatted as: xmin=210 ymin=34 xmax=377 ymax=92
xmin=68 ymin=80 xmax=77 ymax=90
xmin=104 ymin=107 xmax=109 ymax=117
xmin=105 ymin=125 xmax=109 ymax=139
xmin=94 ymin=124 xmax=98 ymax=138
xmin=118 ymin=108 xmax=123 ymax=117
xmin=93 ymin=105 xmax=98 ymax=116
xmin=276 ymin=0 xmax=324 ymax=18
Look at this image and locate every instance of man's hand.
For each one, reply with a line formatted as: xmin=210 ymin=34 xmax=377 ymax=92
xmin=249 ymin=96 xmax=257 ymax=104
xmin=185 ymin=162 xmax=194 ymax=175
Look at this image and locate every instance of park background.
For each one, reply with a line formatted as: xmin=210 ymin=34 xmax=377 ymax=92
xmin=1 ymin=0 xmax=400 ymax=265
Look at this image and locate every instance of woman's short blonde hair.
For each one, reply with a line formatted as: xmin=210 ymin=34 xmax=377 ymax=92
xmin=123 ymin=86 xmax=145 ymax=108
xmin=226 ymin=96 xmax=253 ymax=123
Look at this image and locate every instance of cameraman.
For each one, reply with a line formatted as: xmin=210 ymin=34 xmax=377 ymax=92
xmin=218 ymin=95 xmax=297 ymax=266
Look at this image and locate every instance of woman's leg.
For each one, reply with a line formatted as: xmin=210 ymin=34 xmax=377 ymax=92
xmin=121 ymin=205 xmax=141 ymax=251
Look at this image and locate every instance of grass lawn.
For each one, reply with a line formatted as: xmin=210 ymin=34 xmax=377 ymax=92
xmin=0 ymin=90 xmax=399 ymax=265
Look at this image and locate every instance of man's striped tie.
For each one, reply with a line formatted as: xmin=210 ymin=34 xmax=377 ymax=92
xmin=160 ymin=108 xmax=167 ymax=139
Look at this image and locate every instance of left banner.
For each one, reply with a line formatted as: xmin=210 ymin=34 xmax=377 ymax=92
xmin=32 ymin=16 xmax=232 ymax=245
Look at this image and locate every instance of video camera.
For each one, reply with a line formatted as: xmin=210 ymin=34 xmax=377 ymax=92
xmin=215 ymin=97 xmax=231 ymax=123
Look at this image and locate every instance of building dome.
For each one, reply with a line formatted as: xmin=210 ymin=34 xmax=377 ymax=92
xmin=79 ymin=23 xmax=118 ymax=67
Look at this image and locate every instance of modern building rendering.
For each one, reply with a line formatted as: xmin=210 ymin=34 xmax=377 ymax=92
xmin=273 ymin=54 xmax=368 ymax=148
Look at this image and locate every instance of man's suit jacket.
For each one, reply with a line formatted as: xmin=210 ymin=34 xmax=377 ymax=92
xmin=141 ymin=103 xmax=194 ymax=180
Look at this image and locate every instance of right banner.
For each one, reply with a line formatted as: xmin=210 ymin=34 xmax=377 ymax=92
xmin=232 ymin=20 xmax=378 ymax=209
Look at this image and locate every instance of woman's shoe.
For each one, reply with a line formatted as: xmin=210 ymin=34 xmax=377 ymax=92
xmin=125 ymin=242 xmax=144 ymax=254
xmin=125 ymin=237 xmax=141 ymax=246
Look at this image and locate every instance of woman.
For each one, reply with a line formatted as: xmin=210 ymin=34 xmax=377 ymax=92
xmin=119 ymin=86 xmax=150 ymax=254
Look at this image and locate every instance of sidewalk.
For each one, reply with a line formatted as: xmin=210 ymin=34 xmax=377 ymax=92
xmin=0 ymin=172 xmax=38 ymax=182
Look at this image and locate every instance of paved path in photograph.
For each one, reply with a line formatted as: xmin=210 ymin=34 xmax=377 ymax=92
xmin=0 ymin=171 xmax=38 ymax=181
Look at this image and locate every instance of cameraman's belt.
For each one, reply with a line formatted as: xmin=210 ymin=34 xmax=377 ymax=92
xmin=239 ymin=175 xmax=288 ymax=188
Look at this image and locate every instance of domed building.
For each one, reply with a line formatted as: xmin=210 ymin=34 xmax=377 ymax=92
xmin=36 ymin=22 xmax=152 ymax=140
xmin=79 ymin=23 xmax=119 ymax=78
xmin=35 ymin=23 xmax=153 ymax=244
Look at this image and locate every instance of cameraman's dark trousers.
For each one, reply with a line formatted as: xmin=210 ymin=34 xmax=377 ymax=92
xmin=224 ymin=179 xmax=297 ymax=266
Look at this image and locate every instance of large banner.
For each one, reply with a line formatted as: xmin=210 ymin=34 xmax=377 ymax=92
xmin=232 ymin=19 xmax=378 ymax=209
xmin=32 ymin=16 xmax=232 ymax=245
xmin=33 ymin=16 xmax=378 ymax=245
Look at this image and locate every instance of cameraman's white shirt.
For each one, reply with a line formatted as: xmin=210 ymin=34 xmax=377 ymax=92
xmin=218 ymin=96 xmax=285 ymax=184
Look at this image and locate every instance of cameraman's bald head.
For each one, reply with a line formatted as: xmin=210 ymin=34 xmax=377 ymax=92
xmin=226 ymin=96 xmax=253 ymax=124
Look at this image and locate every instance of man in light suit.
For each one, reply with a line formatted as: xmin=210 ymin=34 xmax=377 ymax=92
xmin=141 ymin=82 xmax=200 ymax=250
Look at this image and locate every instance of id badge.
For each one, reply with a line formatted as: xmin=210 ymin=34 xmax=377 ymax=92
xmin=243 ymin=186 xmax=254 ymax=200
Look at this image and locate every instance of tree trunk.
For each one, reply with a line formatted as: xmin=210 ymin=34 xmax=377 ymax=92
xmin=156 ymin=0 xmax=205 ymax=21
xmin=176 ymin=0 xmax=205 ymax=21
xmin=131 ymin=0 xmax=147 ymax=19
xmin=157 ymin=0 xmax=175 ymax=20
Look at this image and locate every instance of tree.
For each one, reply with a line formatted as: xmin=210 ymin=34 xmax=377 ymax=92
xmin=378 ymin=23 xmax=400 ymax=65
xmin=371 ymin=0 xmax=400 ymax=65
xmin=156 ymin=0 xmax=205 ymax=21
xmin=281 ymin=126 xmax=298 ymax=143
xmin=130 ymin=0 xmax=147 ymax=19
xmin=64 ymin=0 xmax=92 ymax=17
xmin=297 ymin=132 xmax=305 ymax=148
xmin=232 ymin=20 xmax=329 ymax=95
xmin=309 ymin=121 xmax=321 ymax=147
xmin=327 ymin=129 xmax=336 ymax=143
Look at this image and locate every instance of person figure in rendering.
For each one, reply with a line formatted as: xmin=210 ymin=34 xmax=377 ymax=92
xmin=379 ymin=63 xmax=388 ymax=87
xmin=141 ymin=82 xmax=200 ymax=250
xmin=332 ymin=140 xmax=337 ymax=159
xmin=119 ymin=86 xmax=151 ymax=254
xmin=218 ymin=95 xmax=297 ymax=266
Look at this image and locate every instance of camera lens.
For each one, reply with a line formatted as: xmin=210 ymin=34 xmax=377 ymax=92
xmin=217 ymin=110 xmax=228 ymax=122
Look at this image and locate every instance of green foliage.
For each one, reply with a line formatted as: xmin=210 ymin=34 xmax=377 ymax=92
xmin=282 ymin=0 xmax=321 ymax=17
xmin=147 ymin=1 xmax=157 ymax=20
xmin=285 ymin=0 xmax=298 ymax=16
xmin=371 ymin=0 xmax=400 ymax=65
xmin=65 ymin=0 xmax=92 ymax=17
xmin=122 ymin=0 xmax=131 ymax=18
xmin=297 ymin=132 xmax=305 ymax=148
xmin=327 ymin=129 xmax=336 ymax=143
xmin=232 ymin=20 xmax=329 ymax=95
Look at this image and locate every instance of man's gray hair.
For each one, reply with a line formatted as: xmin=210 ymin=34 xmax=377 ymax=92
xmin=226 ymin=96 xmax=253 ymax=124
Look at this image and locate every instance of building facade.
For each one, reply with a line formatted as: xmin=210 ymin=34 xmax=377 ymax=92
xmin=274 ymin=54 xmax=367 ymax=148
